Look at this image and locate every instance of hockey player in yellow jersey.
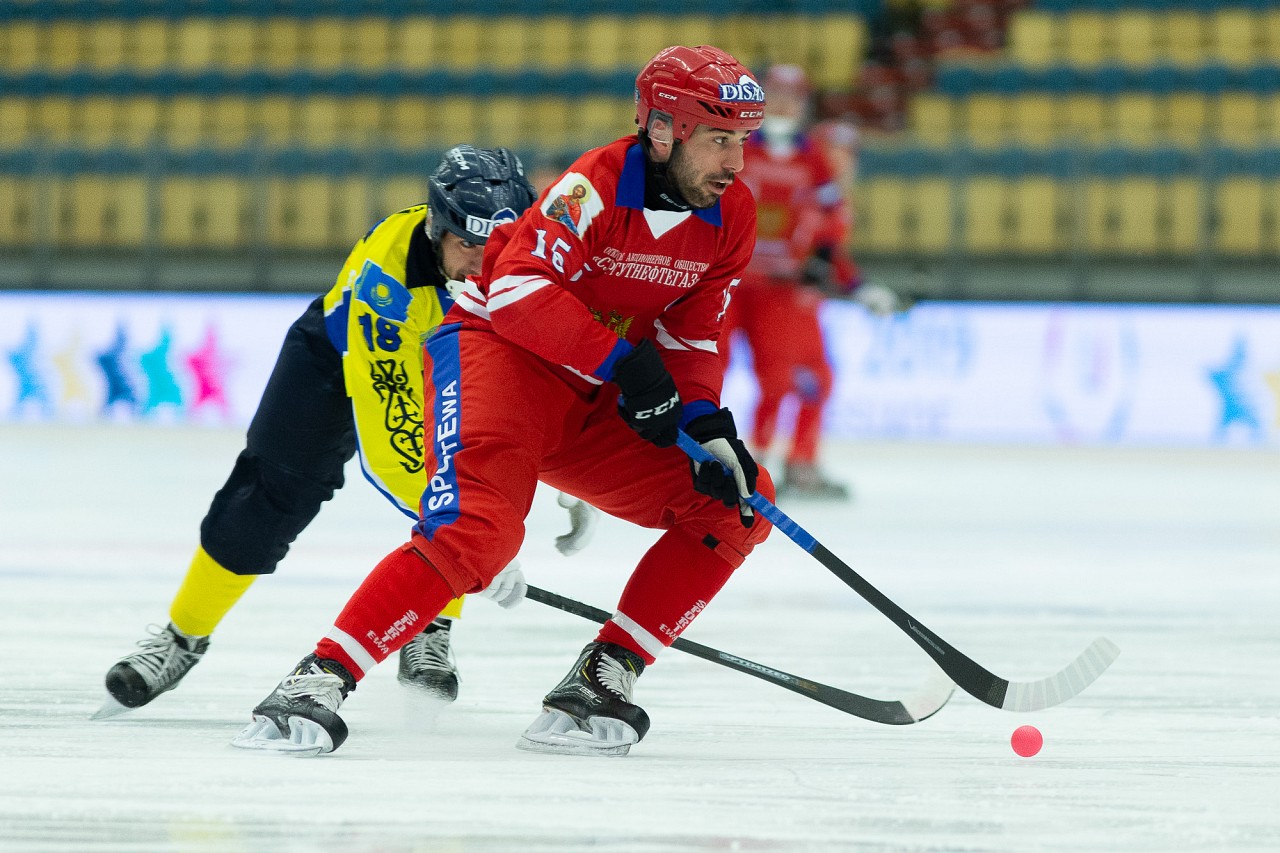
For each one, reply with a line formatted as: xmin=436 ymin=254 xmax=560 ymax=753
xmin=97 ymin=146 xmax=597 ymax=716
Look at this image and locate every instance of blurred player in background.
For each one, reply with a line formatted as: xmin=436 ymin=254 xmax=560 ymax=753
xmin=726 ymin=64 xmax=900 ymax=501
xmin=232 ymin=44 xmax=774 ymax=758
xmin=98 ymin=145 xmax=598 ymax=717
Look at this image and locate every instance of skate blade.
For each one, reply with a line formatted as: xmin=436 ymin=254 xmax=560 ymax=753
xmin=91 ymin=694 xmax=133 ymax=720
xmin=515 ymin=708 xmax=639 ymax=757
xmin=229 ymin=715 xmax=333 ymax=756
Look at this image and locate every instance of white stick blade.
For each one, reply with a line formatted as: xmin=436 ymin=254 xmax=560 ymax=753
xmin=1001 ymin=637 xmax=1121 ymax=712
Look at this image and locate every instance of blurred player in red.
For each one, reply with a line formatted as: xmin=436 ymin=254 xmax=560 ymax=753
xmin=726 ymin=65 xmax=898 ymax=500
xmin=232 ymin=45 xmax=775 ymax=758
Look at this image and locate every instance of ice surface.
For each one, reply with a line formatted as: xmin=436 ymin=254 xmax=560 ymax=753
xmin=1 ymin=424 xmax=1278 ymax=851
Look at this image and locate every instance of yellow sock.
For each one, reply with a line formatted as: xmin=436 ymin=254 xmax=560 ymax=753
xmin=168 ymin=546 xmax=257 ymax=637
xmin=439 ymin=596 xmax=465 ymax=620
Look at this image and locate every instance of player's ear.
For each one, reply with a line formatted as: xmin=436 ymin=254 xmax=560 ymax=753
xmin=646 ymin=115 xmax=675 ymax=163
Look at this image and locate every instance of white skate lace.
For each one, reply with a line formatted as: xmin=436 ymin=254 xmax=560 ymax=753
xmin=400 ymin=628 xmax=454 ymax=674
xmin=277 ymin=667 xmax=346 ymax=712
xmin=124 ymin=625 xmax=203 ymax=689
xmin=594 ymin=653 xmax=638 ymax=702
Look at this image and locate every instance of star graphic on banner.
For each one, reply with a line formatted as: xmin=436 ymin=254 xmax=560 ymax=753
xmin=96 ymin=324 xmax=137 ymax=413
xmin=186 ymin=325 xmax=231 ymax=418
xmin=1206 ymin=337 xmax=1260 ymax=440
xmin=140 ymin=326 xmax=184 ymax=414
xmin=53 ymin=331 xmax=91 ymax=407
xmin=1266 ymin=371 xmax=1280 ymax=428
xmin=6 ymin=321 xmax=51 ymax=415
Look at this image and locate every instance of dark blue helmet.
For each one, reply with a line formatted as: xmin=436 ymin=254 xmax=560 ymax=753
xmin=427 ymin=145 xmax=537 ymax=246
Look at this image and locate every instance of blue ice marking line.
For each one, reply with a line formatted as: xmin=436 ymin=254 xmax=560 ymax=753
xmin=675 ymin=430 xmax=817 ymax=552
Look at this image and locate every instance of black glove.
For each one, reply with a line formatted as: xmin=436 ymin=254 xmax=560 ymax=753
xmin=800 ymin=245 xmax=837 ymax=293
xmin=684 ymin=408 xmax=758 ymax=528
xmin=614 ymin=339 xmax=682 ymax=448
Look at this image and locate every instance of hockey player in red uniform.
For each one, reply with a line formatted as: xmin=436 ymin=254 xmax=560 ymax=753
xmin=232 ymin=45 xmax=775 ymax=757
xmin=725 ymin=64 xmax=897 ymax=500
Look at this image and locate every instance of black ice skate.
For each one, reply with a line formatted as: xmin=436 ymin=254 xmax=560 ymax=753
xmin=230 ymin=654 xmax=356 ymax=755
xmin=397 ymin=618 xmax=459 ymax=701
xmin=778 ymin=462 xmax=851 ymax=501
xmin=94 ymin=623 xmax=210 ymax=718
xmin=517 ymin=641 xmax=651 ymax=757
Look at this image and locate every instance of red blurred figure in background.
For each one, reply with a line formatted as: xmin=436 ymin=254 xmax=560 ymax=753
xmin=725 ymin=64 xmax=899 ymax=500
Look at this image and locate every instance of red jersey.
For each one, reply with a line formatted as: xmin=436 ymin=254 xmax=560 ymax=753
xmin=738 ymin=134 xmax=851 ymax=283
xmin=450 ymin=136 xmax=757 ymax=415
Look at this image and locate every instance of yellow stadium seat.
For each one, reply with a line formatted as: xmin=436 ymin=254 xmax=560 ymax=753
xmin=261 ymin=18 xmax=303 ymax=70
xmin=207 ymin=97 xmax=254 ymax=148
xmin=171 ymin=19 xmax=217 ymax=70
xmin=964 ymin=95 xmax=1009 ymax=148
xmin=624 ymin=16 xmax=673 ymax=69
xmin=577 ymin=96 xmax=630 ymax=150
xmin=857 ymin=178 xmax=908 ymax=253
xmin=813 ymin=15 xmax=864 ymax=90
xmin=331 ymin=178 xmax=375 ymax=244
xmin=526 ymin=17 xmax=574 ymax=72
xmin=257 ymin=96 xmax=297 ymax=147
xmin=34 ymin=98 xmax=76 ymax=144
xmin=1215 ymin=179 xmax=1265 ymax=255
xmin=159 ymin=177 xmax=202 ymax=249
xmin=1061 ymin=95 xmax=1107 ymax=145
xmin=912 ymin=179 xmax=953 ymax=254
xmin=265 ymin=177 xmax=339 ymax=250
xmin=165 ymin=97 xmax=208 ymax=149
xmin=1263 ymin=11 xmax=1280 ymax=59
xmin=1261 ymin=96 xmax=1280 ymax=144
xmin=964 ymin=179 xmax=1010 ymax=253
xmin=0 ymin=178 xmax=35 ymax=246
xmin=386 ymin=98 xmax=431 ymax=149
xmin=79 ymin=97 xmax=118 ymax=148
xmin=45 ymin=22 xmax=86 ymax=72
xmin=0 ymin=98 xmax=33 ymax=146
xmin=717 ymin=15 xmax=758 ymax=67
xmin=376 ymin=177 xmax=428 ymax=216
xmin=530 ymin=98 xmax=573 ymax=152
xmin=1063 ymin=13 xmax=1108 ymax=68
xmin=481 ymin=18 xmax=531 ymax=72
xmin=483 ymin=95 xmax=527 ymax=148
xmin=87 ymin=20 xmax=128 ymax=69
xmin=1208 ymin=10 xmax=1258 ymax=68
xmin=1110 ymin=94 xmax=1159 ymax=148
xmin=205 ymin=178 xmax=252 ymax=249
xmin=394 ymin=18 xmax=438 ymax=71
xmin=118 ymin=98 xmax=163 ymax=147
xmin=1006 ymin=11 xmax=1057 ymax=68
xmin=128 ymin=19 xmax=172 ymax=71
xmin=1009 ymin=95 xmax=1056 ymax=147
xmin=1082 ymin=180 xmax=1117 ymax=254
xmin=221 ymin=18 xmax=258 ymax=69
xmin=579 ymin=17 xmax=626 ymax=72
xmin=306 ymin=18 xmax=346 ymax=70
xmin=348 ymin=18 xmax=392 ymax=70
xmin=1216 ymin=95 xmax=1261 ymax=147
xmin=0 ymin=22 xmax=42 ymax=71
xmin=1114 ymin=179 xmax=1160 ymax=255
xmin=910 ymin=94 xmax=955 ymax=147
xmin=761 ymin=16 xmax=816 ymax=71
xmin=1111 ymin=12 xmax=1157 ymax=67
xmin=61 ymin=176 xmax=148 ymax=249
xmin=673 ymin=16 xmax=718 ymax=57
xmin=342 ymin=97 xmax=386 ymax=147
xmin=436 ymin=17 xmax=483 ymax=70
xmin=297 ymin=97 xmax=342 ymax=148
xmin=1162 ymin=12 xmax=1206 ymax=67
xmin=434 ymin=96 xmax=481 ymax=146
xmin=163 ymin=177 xmax=250 ymax=250
xmin=1163 ymin=179 xmax=1203 ymax=255
xmin=1009 ymin=178 xmax=1063 ymax=254
xmin=1164 ymin=93 xmax=1209 ymax=146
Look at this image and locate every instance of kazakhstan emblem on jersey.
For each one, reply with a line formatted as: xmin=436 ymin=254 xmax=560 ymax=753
xmin=355 ymin=260 xmax=411 ymax=322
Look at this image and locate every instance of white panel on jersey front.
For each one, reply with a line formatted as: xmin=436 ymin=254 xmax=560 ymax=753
xmin=643 ymin=208 xmax=691 ymax=239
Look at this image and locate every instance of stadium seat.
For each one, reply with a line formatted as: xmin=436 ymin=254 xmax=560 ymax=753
xmin=221 ymin=18 xmax=259 ymax=70
xmin=261 ymin=18 xmax=303 ymax=71
xmin=386 ymin=98 xmax=431 ymax=149
xmin=1216 ymin=94 xmax=1261 ymax=147
xmin=34 ymin=98 xmax=76 ymax=145
xmin=393 ymin=18 xmax=439 ymax=71
xmin=45 ymin=21 xmax=87 ymax=73
xmin=1062 ymin=95 xmax=1107 ymax=146
xmin=1215 ymin=179 xmax=1265 ymax=255
xmin=1113 ymin=178 xmax=1160 ymax=255
xmin=480 ymin=18 xmax=530 ymax=71
xmin=434 ymin=96 xmax=481 ymax=147
xmin=171 ymin=19 xmax=217 ymax=70
xmin=331 ymin=177 xmax=375 ymax=245
xmin=342 ymin=97 xmax=386 ymax=147
xmin=0 ymin=21 xmax=41 ymax=72
xmin=87 ymin=20 xmax=129 ymax=70
xmin=79 ymin=97 xmax=119 ymax=149
xmin=207 ymin=97 xmax=254 ymax=149
xmin=1163 ymin=12 xmax=1207 ymax=68
xmin=484 ymin=95 xmax=528 ymax=149
xmin=1165 ymin=93 xmax=1210 ymax=146
xmin=909 ymin=94 xmax=955 ymax=146
xmin=1062 ymin=13 xmax=1108 ymax=68
xmin=166 ymin=97 xmax=208 ymax=149
xmin=437 ymin=17 xmax=484 ymax=70
xmin=118 ymin=98 xmax=164 ymax=148
xmin=297 ymin=97 xmax=343 ymax=148
xmin=964 ymin=178 xmax=1010 ymax=253
xmin=348 ymin=18 xmax=392 ymax=70
xmin=0 ymin=178 xmax=35 ymax=247
xmin=0 ymin=98 xmax=33 ymax=146
xmin=257 ymin=96 xmax=297 ymax=148
xmin=963 ymin=95 xmax=1009 ymax=148
xmin=1009 ymin=177 xmax=1064 ymax=254
xmin=376 ymin=176 xmax=430 ymax=217
xmin=813 ymin=16 xmax=864 ymax=90
xmin=1109 ymin=94 xmax=1159 ymax=148
xmin=1010 ymin=95 xmax=1057 ymax=147
xmin=579 ymin=17 xmax=627 ymax=72
xmin=1111 ymin=12 xmax=1158 ymax=68
xmin=1264 ymin=10 xmax=1280 ymax=61
xmin=1164 ymin=178 xmax=1204 ymax=255
xmin=622 ymin=15 xmax=671 ymax=68
xmin=857 ymin=178 xmax=908 ymax=253
xmin=1208 ymin=10 xmax=1259 ymax=69
xmin=1081 ymin=180 xmax=1118 ymax=254
xmin=1006 ymin=11 xmax=1057 ymax=68
xmin=129 ymin=19 xmax=172 ymax=71
xmin=912 ymin=179 xmax=954 ymax=254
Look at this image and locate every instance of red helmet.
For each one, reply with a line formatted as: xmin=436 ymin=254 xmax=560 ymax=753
xmin=635 ymin=45 xmax=766 ymax=143
xmin=764 ymin=64 xmax=810 ymax=101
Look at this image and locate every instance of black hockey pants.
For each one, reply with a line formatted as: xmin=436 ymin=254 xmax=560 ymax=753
xmin=199 ymin=297 xmax=356 ymax=575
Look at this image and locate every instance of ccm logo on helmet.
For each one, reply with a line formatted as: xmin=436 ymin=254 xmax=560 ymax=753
xmin=719 ymin=75 xmax=765 ymax=103
xmin=465 ymin=207 xmax=519 ymax=239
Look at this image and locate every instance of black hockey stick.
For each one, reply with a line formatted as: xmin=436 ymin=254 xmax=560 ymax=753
xmin=676 ymin=431 xmax=1120 ymax=712
xmin=526 ymin=585 xmax=952 ymax=726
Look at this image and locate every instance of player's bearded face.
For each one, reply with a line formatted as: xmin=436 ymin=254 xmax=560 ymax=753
xmin=439 ymin=231 xmax=485 ymax=282
xmin=668 ymin=128 xmax=748 ymax=209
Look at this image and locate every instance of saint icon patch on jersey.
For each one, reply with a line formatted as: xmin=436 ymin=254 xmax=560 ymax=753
xmin=543 ymin=173 xmax=603 ymax=238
